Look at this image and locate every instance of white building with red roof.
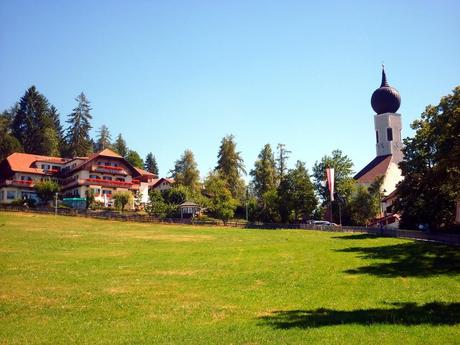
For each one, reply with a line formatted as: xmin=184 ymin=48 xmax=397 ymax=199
xmin=354 ymin=67 xmax=404 ymax=227
xmin=0 ymin=148 xmax=157 ymax=207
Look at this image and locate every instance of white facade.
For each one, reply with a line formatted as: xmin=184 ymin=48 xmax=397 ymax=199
xmin=374 ymin=112 xmax=403 ymax=163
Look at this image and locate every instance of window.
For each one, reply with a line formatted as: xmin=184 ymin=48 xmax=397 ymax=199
xmin=387 ymin=128 xmax=393 ymax=141
xmin=90 ymin=175 xmax=98 ymax=179
xmin=103 ymin=176 xmax=112 ymax=181
xmin=92 ymin=188 xmax=101 ymax=195
xmin=1 ymin=191 xmax=4 ymax=200
xmin=376 ymin=130 xmax=379 ymax=144
xmin=52 ymin=166 xmax=60 ymax=171
xmin=116 ymin=178 xmax=125 ymax=182
xmin=7 ymin=191 xmax=16 ymax=200
xmin=102 ymin=190 xmax=112 ymax=195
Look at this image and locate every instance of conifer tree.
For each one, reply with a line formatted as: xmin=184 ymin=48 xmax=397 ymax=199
xmin=113 ymin=133 xmax=128 ymax=157
xmin=11 ymin=86 xmax=59 ymax=155
xmin=250 ymin=144 xmax=277 ymax=198
xmin=96 ymin=125 xmax=112 ymax=151
xmin=169 ymin=150 xmax=200 ymax=192
xmin=49 ymin=105 xmax=65 ymax=155
xmin=144 ymin=152 xmax=159 ymax=175
xmin=276 ymin=143 xmax=291 ymax=180
xmin=215 ymin=135 xmax=246 ymax=199
xmin=65 ymin=92 xmax=93 ymax=157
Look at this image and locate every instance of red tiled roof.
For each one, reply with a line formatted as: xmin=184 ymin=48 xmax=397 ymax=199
xmin=134 ymin=167 xmax=155 ymax=177
xmin=354 ymin=155 xmax=392 ymax=183
xmin=5 ymin=153 xmax=70 ymax=175
xmin=151 ymin=177 xmax=175 ymax=188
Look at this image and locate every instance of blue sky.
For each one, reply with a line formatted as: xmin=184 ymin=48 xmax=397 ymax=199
xmin=1 ymin=0 xmax=459 ymax=179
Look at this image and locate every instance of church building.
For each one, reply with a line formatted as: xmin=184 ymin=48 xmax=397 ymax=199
xmin=354 ymin=67 xmax=404 ymax=227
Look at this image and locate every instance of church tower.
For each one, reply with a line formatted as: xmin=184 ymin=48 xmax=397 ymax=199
xmin=371 ymin=66 xmax=403 ymax=163
xmin=354 ymin=66 xmax=404 ymax=196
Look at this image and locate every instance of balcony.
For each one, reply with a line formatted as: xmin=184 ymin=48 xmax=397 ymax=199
xmin=91 ymin=165 xmax=128 ymax=176
xmin=0 ymin=179 xmax=35 ymax=188
xmin=84 ymin=178 xmax=133 ymax=189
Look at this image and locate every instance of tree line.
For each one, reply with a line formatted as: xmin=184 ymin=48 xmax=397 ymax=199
xmin=0 ymin=86 xmax=159 ymax=175
xmin=1 ymin=85 xmax=459 ymax=230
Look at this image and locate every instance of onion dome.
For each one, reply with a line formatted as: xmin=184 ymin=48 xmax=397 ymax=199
xmin=371 ymin=66 xmax=401 ymax=114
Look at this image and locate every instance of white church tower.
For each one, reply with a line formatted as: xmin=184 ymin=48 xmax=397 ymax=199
xmin=355 ymin=66 xmax=404 ymax=198
xmin=371 ymin=66 xmax=403 ymax=163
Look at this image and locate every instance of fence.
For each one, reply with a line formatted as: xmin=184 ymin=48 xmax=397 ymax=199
xmin=1 ymin=206 xmax=459 ymax=245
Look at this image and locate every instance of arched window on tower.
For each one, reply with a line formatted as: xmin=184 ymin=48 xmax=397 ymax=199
xmin=387 ymin=128 xmax=393 ymax=141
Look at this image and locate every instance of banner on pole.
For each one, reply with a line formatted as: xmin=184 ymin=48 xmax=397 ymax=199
xmin=326 ymin=167 xmax=335 ymax=201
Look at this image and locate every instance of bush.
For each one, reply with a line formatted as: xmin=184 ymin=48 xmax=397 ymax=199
xmin=113 ymin=191 xmax=133 ymax=212
xmin=34 ymin=180 xmax=59 ymax=205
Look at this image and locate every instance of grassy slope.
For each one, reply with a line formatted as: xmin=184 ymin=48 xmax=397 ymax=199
xmin=0 ymin=212 xmax=459 ymax=345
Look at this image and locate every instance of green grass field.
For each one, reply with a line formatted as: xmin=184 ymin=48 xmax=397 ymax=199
xmin=0 ymin=212 xmax=459 ymax=344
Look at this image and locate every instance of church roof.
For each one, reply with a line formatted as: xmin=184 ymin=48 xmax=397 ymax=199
xmin=354 ymin=154 xmax=392 ymax=183
xmin=371 ymin=66 xmax=401 ymax=114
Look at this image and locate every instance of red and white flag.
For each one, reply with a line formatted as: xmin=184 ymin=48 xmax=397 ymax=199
xmin=326 ymin=167 xmax=335 ymax=201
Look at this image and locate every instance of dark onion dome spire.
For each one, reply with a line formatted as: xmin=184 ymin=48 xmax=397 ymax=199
xmin=371 ymin=65 xmax=401 ymax=114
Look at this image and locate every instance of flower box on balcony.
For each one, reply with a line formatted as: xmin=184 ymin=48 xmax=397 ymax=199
xmin=96 ymin=165 xmax=123 ymax=170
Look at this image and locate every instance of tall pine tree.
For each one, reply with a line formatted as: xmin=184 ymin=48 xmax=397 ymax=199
xmin=144 ymin=152 xmax=159 ymax=175
xmin=96 ymin=125 xmax=112 ymax=151
xmin=65 ymin=92 xmax=93 ymax=157
xmin=250 ymin=144 xmax=277 ymax=198
xmin=113 ymin=133 xmax=128 ymax=157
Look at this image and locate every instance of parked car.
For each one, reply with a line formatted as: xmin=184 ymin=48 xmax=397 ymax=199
xmin=311 ymin=220 xmax=339 ymax=227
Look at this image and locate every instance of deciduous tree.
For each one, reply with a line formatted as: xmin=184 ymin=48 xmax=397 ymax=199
xmin=394 ymin=86 xmax=460 ymax=230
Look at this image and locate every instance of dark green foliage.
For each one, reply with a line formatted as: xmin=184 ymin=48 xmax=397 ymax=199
xmin=277 ymin=161 xmax=317 ymax=222
xmin=11 ymin=86 xmax=59 ymax=156
xmin=215 ymin=135 xmax=246 ymax=199
xmin=250 ymin=144 xmax=277 ymax=198
xmin=65 ymin=92 xmax=93 ymax=157
xmin=85 ymin=189 xmax=95 ymax=210
xmin=312 ymin=149 xmax=355 ymax=203
xmin=395 ymin=86 xmax=460 ymax=230
xmin=146 ymin=190 xmax=169 ymax=218
xmin=113 ymin=133 xmax=128 ymax=157
xmin=347 ymin=183 xmax=381 ymax=226
xmin=34 ymin=180 xmax=59 ymax=204
xmin=162 ymin=185 xmax=190 ymax=205
xmin=0 ymin=107 xmax=23 ymax=161
xmin=144 ymin=152 xmax=159 ymax=175
xmin=125 ymin=150 xmax=144 ymax=169
xmin=169 ymin=150 xmax=200 ymax=192
xmin=49 ymin=105 xmax=65 ymax=156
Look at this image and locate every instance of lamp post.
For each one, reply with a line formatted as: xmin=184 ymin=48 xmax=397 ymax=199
xmin=54 ymin=192 xmax=58 ymax=216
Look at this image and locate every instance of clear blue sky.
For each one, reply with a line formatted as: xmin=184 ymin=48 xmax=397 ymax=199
xmin=1 ymin=0 xmax=459 ymax=179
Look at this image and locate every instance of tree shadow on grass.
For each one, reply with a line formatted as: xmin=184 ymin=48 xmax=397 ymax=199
xmin=332 ymin=233 xmax=379 ymax=240
xmin=258 ymin=302 xmax=460 ymax=329
xmin=337 ymin=241 xmax=460 ymax=277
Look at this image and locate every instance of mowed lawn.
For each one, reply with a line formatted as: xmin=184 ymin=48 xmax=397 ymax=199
xmin=0 ymin=213 xmax=459 ymax=344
